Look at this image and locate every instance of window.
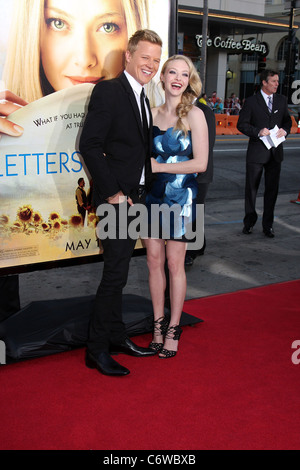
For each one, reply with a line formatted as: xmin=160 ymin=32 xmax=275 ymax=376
xmin=277 ymin=36 xmax=299 ymax=61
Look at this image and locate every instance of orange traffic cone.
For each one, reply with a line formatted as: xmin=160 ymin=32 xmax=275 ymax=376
xmin=290 ymin=191 xmax=300 ymax=204
xmin=297 ymin=120 xmax=300 ymax=134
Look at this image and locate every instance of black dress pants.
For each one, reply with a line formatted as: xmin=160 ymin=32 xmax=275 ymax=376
xmin=87 ymin=201 xmax=137 ymax=355
xmin=188 ymin=182 xmax=210 ymax=258
xmin=244 ymin=155 xmax=281 ymax=231
xmin=0 ymin=275 xmax=20 ymax=322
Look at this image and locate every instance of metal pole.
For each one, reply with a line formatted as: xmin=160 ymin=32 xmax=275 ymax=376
xmin=169 ymin=0 xmax=178 ymax=55
xmin=199 ymin=0 xmax=208 ymax=93
xmin=283 ymin=0 xmax=296 ymax=101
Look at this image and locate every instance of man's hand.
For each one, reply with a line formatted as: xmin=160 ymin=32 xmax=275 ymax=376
xmin=258 ymin=128 xmax=270 ymax=137
xmin=276 ymin=128 xmax=287 ymax=138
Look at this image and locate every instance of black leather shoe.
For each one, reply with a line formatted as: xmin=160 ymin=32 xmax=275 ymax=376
xmin=196 ymin=247 xmax=205 ymax=256
xmin=85 ymin=351 xmax=130 ymax=376
xmin=186 ymin=247 xmax=205 ymax=264
xmin=242 ymin=225 xmax=253 ymax=234
xmin=110 ymin=338 xmax=157 ymax=357
xmin=263 ymin=228 xmax=275 ymax=238
xmin=184 ymin=254 xmax=194 ymax=266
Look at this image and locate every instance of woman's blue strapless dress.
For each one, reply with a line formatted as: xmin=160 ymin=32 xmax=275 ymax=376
xmin=146 ymin=126 xmax=198 ymax=241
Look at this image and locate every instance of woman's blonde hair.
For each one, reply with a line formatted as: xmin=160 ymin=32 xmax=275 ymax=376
xmin=3 ymin=0 xmax=44 ymax=102
xmin=3 ymin=0 xmax=149 ymax=102
xmin=161 ymin=55 xmax=202 ymax=136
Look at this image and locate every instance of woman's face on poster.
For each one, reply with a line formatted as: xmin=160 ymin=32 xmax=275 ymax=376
xmin=40 ymin=0 xmax=128 ymax=90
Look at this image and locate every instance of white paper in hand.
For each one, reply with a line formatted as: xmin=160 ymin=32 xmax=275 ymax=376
xmin=260 ymin=125 xmax=286 ymax=149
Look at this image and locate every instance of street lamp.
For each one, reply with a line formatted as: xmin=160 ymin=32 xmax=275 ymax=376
xmin=225 ymin=69 xmax=233 ymax=98
xmin=226 ymin=69 xmax=233 ymax=80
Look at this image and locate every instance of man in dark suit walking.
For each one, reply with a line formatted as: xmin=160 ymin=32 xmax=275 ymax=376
xmin=237 ymin=69 xmax=292 ymax=238
xmin=185 ymin=100 xmax=215 ymax=266
xmin=79 ymin=30 xmax=162 ymax=376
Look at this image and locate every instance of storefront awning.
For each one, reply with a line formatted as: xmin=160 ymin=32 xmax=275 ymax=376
xmin=178 ymin=6 xmax=299 ymax=35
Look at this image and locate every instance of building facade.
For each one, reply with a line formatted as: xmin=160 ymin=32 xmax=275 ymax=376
xmin=178 ymin=0 xmax=300 ymax=107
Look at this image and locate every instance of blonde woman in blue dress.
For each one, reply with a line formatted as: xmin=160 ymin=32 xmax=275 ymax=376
xmin=144 ymin=55 xmax=209 ymax=358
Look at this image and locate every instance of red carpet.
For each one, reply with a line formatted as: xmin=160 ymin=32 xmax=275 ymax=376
xmin=0 ymin=280 xmax=300 ymax=450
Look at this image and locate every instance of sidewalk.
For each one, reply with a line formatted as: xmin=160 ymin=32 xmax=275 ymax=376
xmin=18 ymin=191 xmax=300 ymax=308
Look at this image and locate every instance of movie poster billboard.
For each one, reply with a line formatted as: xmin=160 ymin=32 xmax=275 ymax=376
xmin=0 ymin=0 xmax=177 ymax=274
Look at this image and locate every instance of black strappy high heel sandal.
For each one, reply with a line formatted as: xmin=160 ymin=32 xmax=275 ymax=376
xmin=159 ymin=325 xmax=182 ymax=359
xmin=149 ymin=316 xmax=169 ymax=352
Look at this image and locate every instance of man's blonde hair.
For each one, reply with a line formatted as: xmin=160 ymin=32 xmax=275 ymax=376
xmin=127 ymin=29 xmax=163 ymax=55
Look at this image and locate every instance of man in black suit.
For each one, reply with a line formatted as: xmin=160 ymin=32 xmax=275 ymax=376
xmin=79 ymin=30 xmax=162 ymax=376
xmin=75 ymin=177 xmax=88 ymax=225
xmin=237 ymin=69 xmax=292 ymax=238
xmin=185 ymin=100 xmax=215 ymax=266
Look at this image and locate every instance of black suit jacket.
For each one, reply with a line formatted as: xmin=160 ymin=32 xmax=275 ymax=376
xmin=237 ymin=91 xmax=292 ymax=164
xmin=79 ymin=72 xmax=153 ymax=206
xmin=196 ymin=101 xmax=216 ymax=184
